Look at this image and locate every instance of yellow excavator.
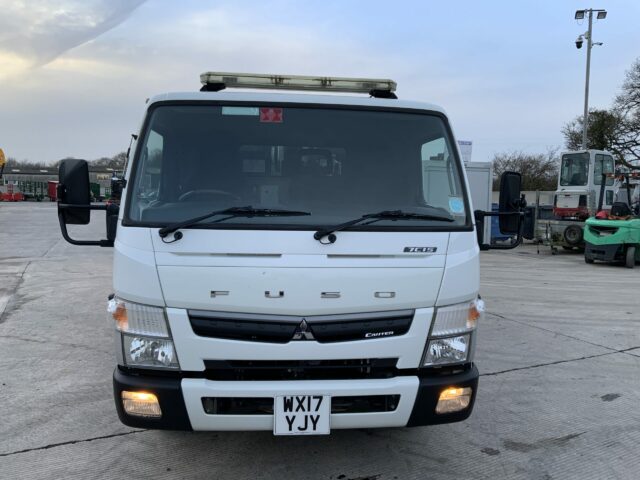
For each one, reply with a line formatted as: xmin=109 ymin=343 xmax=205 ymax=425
xmin=0 ymin=148 xmax=5 ymax=179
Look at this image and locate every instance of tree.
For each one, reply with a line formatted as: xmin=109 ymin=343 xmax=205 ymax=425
xmin=90 ymin=152 xmax=126 ymax=170
xmin=562 ymin=109 xmax=622 ymax=151
xmin=4 ymin=152 xmax=127 ymax=170
xmin=4 ymin=157 xmax=48 ymax=169
xmin=90 ymin=152 xmax=127 ymax=170
xmin=611 ymin=58 xmax=640 ymax=167
xmin=562 ymin=58 xmax=640 ymax=169
xmin=491 ymin=149 xmax=559 ymax=191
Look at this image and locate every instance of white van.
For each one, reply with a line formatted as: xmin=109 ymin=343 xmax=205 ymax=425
xmin=57 ymin=73 xmax=522 ymax=434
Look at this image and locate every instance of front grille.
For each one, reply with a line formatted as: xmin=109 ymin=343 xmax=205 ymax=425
xmin=203 ymin=358 xmax=399 ymax=381
xmin=203 ymin=397 xmax=274 ymax=415
xmin=190 ymin=317 xmax=297 ymax=343
xmin=589 ymin=225 xmax=619 ymax=236
xmin=188 ymin=309 xmax=414 ymax=344
xmin=311 ymin=314 xmax=412 ymax=343
xmin=202 ymin=395 xmax=401 ymax=415
xmin=331 ymin=395 xmax=400 ymax=414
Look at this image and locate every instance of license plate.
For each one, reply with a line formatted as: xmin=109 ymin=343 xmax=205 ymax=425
xmin=273 ymin=395 xmax=331 ymax=435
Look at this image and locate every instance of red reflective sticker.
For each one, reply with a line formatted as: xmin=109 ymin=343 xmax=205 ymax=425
xmin=260 ymin=107 xmax=283 ymax=123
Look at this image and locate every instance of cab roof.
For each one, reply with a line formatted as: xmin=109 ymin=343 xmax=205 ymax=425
xmin=146 ymin=91 xmax=448 ymax=116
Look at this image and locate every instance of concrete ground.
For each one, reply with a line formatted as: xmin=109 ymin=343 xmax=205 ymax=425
xmin=1 ymin=202 xmax=639 ymax=480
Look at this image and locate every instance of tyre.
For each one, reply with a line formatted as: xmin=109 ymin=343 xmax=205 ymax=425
xmin=625 ymin=246 xmax=636 ymax=269
xmin=585 ymin=255 xmax=594 ymax=264
xmin=563 ymin=225 xmax=583 ymax=246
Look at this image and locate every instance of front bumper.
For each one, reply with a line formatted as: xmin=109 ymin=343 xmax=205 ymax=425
xmin=113 ymin=368 xmax=192 ymax=430
xmin=585 ymin=242 xmax=622 ymax=262
xmin=113 ymin=365 xmax=479 ymax=431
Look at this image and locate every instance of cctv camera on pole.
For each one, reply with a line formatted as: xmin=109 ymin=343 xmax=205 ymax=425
xmin=574 ymin=8 xmax=607 ymax=149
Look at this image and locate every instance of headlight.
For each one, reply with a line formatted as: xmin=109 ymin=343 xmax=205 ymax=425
xmin=108 ymin=296 xmax=180 ymax=370
xmin=424 ymin=335 xmax=470 ymax=366
xmin=122 ymin=334 xmax=179 ymax=368
xmin=423 ymin=298 xmax=483 ymax=367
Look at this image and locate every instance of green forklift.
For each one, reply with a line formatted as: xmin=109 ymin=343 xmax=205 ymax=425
xmin=584 ymin=172 xmax=640 ymax=268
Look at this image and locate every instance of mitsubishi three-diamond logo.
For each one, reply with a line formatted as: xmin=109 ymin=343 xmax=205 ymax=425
xmin=291 ymin=319 xmax=315 ymax=341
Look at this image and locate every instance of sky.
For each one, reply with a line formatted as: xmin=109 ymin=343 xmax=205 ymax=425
xmin=1 ymin=0 xmax=639 ymax=164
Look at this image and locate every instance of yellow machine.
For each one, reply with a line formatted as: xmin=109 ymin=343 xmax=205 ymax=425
xmin=0 ymin=148 xmax=6 ymax=178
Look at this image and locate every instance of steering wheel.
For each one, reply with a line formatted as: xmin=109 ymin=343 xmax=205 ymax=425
xmin=178 ymin=189 xmax=241 ymax=202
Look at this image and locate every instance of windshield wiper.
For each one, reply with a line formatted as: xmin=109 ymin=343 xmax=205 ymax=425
xmin=158 ymin=206 xmax=311 ymax=239
xmin=313 ymin=209 xmax=454 ymax=243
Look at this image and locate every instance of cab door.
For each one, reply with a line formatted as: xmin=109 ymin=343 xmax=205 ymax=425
xmin=592 ymin=153 xmax=615 ymax=212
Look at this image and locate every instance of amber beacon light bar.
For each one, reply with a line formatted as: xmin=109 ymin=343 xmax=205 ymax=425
xmin=199 ymin=72 xmax=398 ymax=98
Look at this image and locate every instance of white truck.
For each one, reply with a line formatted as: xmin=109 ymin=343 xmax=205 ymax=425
xmin=56 ymin=73 xmax=522 ymax=434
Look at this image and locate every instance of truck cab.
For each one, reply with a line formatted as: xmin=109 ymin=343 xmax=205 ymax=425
xmin=55 ymin=73 xmax=521 ymax=434
xmin=554 ymin=149 xmax=615 ymax=219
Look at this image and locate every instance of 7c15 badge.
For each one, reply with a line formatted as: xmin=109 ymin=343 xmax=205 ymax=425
xmin=403 ymin=247 xmax=437 ymax=253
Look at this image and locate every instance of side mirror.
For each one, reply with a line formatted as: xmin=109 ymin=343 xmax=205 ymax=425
xmin=498 ymin=171 xmax=522 ymax=235
xmin=58 ymin=159 xmax=91 ymax=224
xmin=474 ymin=171 xmax=524 ymax=251
xmin=57 ymin=159 xmax=118 ymax=247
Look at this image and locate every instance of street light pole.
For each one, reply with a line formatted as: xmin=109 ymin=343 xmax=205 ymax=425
xmin=575 ymin=8 xmax=606 ymax=150
xmin=582 ymin=10 xmax=593 ymax=150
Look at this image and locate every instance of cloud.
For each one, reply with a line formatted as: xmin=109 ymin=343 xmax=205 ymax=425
xmin=0 ymin=0 xmax=145 ymax=78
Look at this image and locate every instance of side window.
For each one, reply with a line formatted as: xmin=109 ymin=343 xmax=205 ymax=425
xmin=594 ymin=154 xmax=614 ymax=185
xmin=606 ymin=190 xmax=614 ymax=205
xmin=421 ymin=137 xmax=464 ymax=215
xmin=136 ymin=129 xmax=163 ymax=201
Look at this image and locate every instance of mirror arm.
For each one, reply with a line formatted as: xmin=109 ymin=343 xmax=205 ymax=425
xmin=474 ymin=210 xmax=524 ymax=251
xmin=57 ymin=203 xmax=114 ymax=247
xmin=58 ymin=203 xmax=107 ymax=210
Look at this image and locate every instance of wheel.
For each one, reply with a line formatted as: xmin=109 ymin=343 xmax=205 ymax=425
xmin=563 ymin=225 xmax=583 ymax=246
xmin=625 ymin=246 xmax=636 ymax=269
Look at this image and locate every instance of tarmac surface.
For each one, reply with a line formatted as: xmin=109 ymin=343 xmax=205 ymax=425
xmin=1 ymin=202 xmax=639 ymax=480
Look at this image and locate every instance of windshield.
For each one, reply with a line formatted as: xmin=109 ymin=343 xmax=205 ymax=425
xmin=126 ymin=104 xmax=470 ymax=230
xmin=560 ymin=153 xmax=589 ymax=186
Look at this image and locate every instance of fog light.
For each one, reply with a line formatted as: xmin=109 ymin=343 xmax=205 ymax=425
xmin=436 ymin=387 xmax=472 ymax=414
xmin=122 ymin=391 xmax=162 ymax=418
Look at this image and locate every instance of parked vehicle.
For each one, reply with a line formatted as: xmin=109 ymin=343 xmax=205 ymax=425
xmin=584 ymin=216 xmax=640 ymax=268
xmin=536 ymin=149 xmax=616 ymax=251
xmin=0 ymin=183 xmax=25 ymax=202
xmin=584 ymin=172 xmax=640 ymax=268
xmin=554 ymin=150 xmax=616 ymax=220
xmin=55 ymin=73 xmax=523 ymax=434
xmin=48 ymin=180 xmax=59 ymax=201
xmin=18 ymin=180 xmax=48 ymax=201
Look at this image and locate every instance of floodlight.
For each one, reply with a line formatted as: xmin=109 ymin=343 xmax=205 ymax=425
xmin=597 ymin=11 xmax=607 ymax=19
xmin=575 ymin=10 xmax=585 ymax=20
